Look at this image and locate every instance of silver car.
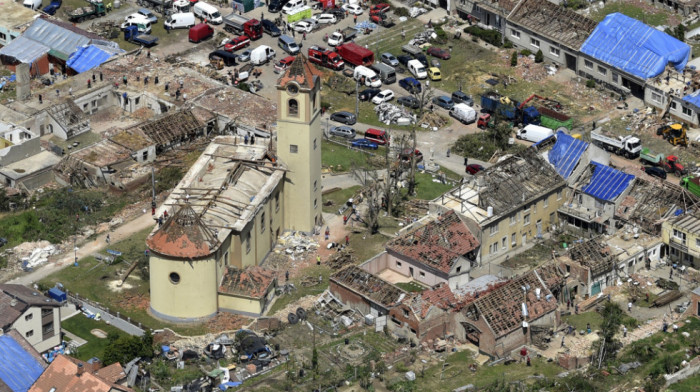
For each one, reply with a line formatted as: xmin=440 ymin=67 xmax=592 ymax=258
xmin=329 ymin=125 xmax=356 ymax=139
xmin=381 ymin=52 xmax=399 ymax=67
xmin=238 ymin=49 xmax=252 ymax=62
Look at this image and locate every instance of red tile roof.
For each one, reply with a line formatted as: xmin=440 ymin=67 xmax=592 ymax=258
xmin=387 ymin=211 xmax=479 ymax=274
xmin=277 ymin=54 xmax=323 ymax=89
xmin=93 ymin=363 xmax=126 ymax=384
xmin=146 ymin=204 xmax=219 ymax=258
xmin=219 ymin=266 xmax=277 ymax=298
xmin=407 ymin=283 xmax=459 ymax=319
xmin=29 ymin=355 xmax=132 ymax=392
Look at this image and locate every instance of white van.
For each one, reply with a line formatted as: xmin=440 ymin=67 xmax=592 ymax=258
xmin=353 ymin=66 xmax=381 ymax=88
xmin=251 ymin=45 xmax=276 ymax=65
xmin=164 ymin=12 xmax=196 ymax=29
xmin=407 ymin=59 xmax=427 ymax=79
xmin=121 ymin=20 xmax=152 ymax=34
xmin=282 ymin=0 xmax=305 ymax=14
xmin=193 ymin=2 xmax=223 ymax=24
xmin=23 ymin=0 xmax=41 ymax=10
xmin=516 ymin=124 xmax=555 ymax=143
xmin=450 ymin=103 xmax=476 ymax=124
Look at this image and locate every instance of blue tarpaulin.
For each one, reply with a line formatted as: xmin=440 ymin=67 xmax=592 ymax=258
xmin=548 ymin=131 xmax=589 ymax=179
xmin=219 ymin=381 xmax=242 ymax=390
xmin=66 ymin=45 xmax=116 ymax=74
xmin=581 ymin=161 xmax=635 ymax=202
xmin=580 ymin=13 xmax=690 ymax=79
xmin=0 ymin=335 xmax=45 ymax=392
xmin=48 ymin=287 xmax=66 ymax=302
xmin=682 ymin=90 xmax=700 ymax=107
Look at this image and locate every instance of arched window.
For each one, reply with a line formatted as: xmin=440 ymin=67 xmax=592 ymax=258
xmin=288 ymin=99 xmax=299 ymax=117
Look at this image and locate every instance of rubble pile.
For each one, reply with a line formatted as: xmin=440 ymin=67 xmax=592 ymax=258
xmin=375 ymin=103 xmax=416 ymax=125
xmin=326 ymin=251 xmax=355 ymax=270
xmin=418 ymin=111 xmax=448 ymax=129
xmin=271 ymin=295 xmax=319 ymax=318
xmin=3 ymin=241 xmax=61 ymax=272
xmin=276 ymin=231 xmax=319 ymax=261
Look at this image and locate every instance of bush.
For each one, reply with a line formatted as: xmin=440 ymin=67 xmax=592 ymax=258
xmin=563 ymin=0 xmax=588 ymax=9
xmin=394 ymin=7 xmax=410 ymax=17
xmin=586 ymin=79 xmax=596 ymax=88
xmin=503 ymin=40 xmax=513 ymax=49
xmin=519 ymin=49 xmax=532 ymax=56
xmin=510 ymin=51 xmax=518 ymax=67
xmin=535 ymin=49 xmax=544 ymax=63
xmin=464 ymin=26 xmax=502 ymax=47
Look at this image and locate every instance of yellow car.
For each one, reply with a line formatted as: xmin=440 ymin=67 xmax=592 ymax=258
xmin=428 ymin=67 xmax=442 ymax=81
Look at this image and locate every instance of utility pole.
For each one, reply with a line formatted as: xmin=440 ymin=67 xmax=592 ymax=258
xmin=354 ymin=78 xmax=360 ymax=118
xmin=150 ymin=167 xmax=156 ymax=216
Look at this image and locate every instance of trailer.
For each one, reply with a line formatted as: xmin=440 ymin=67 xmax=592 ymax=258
xmin=479 ymin=92 xmax=540 ymax=127
xmin=538 ymin=106 xmax=573 ymax=130
xmin=223 ymin=13 xmax=262 ymax=39
xmin=287 ymin=6 xmax=312 ymax=24
xmin=591 ymin=130 xmax=641 ymax=159
xmin=124 ymin=25 xmax=159 ymax=46
xmin=67 ymin=3 xmax=105 ymax=22
xmin=681 ymin=175 xmax=700 ymax=198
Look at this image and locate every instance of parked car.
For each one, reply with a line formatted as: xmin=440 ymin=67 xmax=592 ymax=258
xmin=372 ymin=89 xmax=395 ymax=104
xmin=329 ymin=125 xmax=357 ymax=138
xmin=261 ymin=19 xmax=282 ymax=36
xmin=370 ymin=3 xmax=390 ymax=13
xmin=432 ymin=96 xmax=454 ymax=110
xmin=313 ymin=13 xmax=337 ymax=24
xmin=427 ymin=67 xmax=441 ymax=81
xmin=642 ymin=166 xmax=667 ymax=180
xmin=414 ymin=53 xmax=429 ymax=67
xmin=274 ymin=55 xmax=296 ymax=73
xmin=352 ymin=138 xmax=378 ymax=150
xmin=466 ymin=164 xmax=484 ymax=175
xmin=137 ymin=8 xmax=158 ymax=23
xmin=330 ymin=111 xmax=357 ymax=125
xmin=427 ymin=46 xmax=450 ymax=60
xmin=224 ymin=35 xmax=251 ymax=52
xmin=397 ymin=54 xmax=412 ymax=66
xmin=342 ymin=3 xmax=363 ymax=14
xmin=381 ymin=52 xmax=399 ymax=67
xmin=397 ymin=96 xmax=420 ymax=109
xmin=451 ymin=90 xmax=474 ymax=106
xmin=359 ymin=88 xmax=381 ymax=101
xmin=326 ymin=7 xmax=346 ymax=19
xmin=238 ymin=49 xmax=252 ymax=62
xmin=293 ymin=20 xmax=314 ymax=33
xmin=399 ymin=77 xmax=421 ymax=94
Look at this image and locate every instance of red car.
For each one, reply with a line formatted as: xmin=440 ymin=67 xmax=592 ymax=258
xmin=224 ymin=35 xmax=251 ymax=52
xmin=427 ymin=46 xmax=451 ymax=60
xmin=274 ymin=56 xmax=296 ymax=73
xmin=370 ymin=3 xmax=390 ymax=13
xmin=466 ymin=164 xmax=484 ymax=175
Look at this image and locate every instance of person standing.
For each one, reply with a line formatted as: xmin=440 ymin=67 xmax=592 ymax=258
xmin=561 ymin=335 xmax=565 ymax=348
xmin=622 ymin=325 xmax=627 ymax=338
xmin=316 ymin=255 xmax=321 ymax=265
xmin=123 ymin=75 xmax=127 ymax=86
xmin=106 ymin=234 xmax=110 ymax=244
xmin=628 ymin=301 xmax=632 ymax=312
xmin=325 ymin=226 xmax=330 ymax=240
xmin=38 ymin=94 xmax=42 ymax=104
xmin=345 ymin=235 xmax=349 ymax=246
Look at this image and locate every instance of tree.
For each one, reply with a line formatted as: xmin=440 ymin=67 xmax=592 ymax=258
xmin=510 ymin=51 xmax=518 ymax=67
xmin=595 ymin=301 xmax=624 ymax=365
xmin=408 ymin=84 xmax=435 ymax=196
xmin=103 ymin=332 xmax=154 ymax=365
xmin=311 ymin=347 xmax=318 ymax=371
xmin=535 ymin=49 xmax=544 ymax=63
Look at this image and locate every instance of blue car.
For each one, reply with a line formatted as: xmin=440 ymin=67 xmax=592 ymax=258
xmin=399 ymin=77 xmax=421 ymax=94
xmin=42 ymin=0 xmax=62 ymax=15
xmin=351 ymin=138 xmax=379 ymax=150
xmin=432 ymin=95 xmax=455 ymax=110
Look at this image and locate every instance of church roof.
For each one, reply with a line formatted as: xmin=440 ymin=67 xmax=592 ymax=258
xmin=277 ymin=54 xmax=322 ymax=89
xmin=146 ymin=204 xmax=219 ymax=259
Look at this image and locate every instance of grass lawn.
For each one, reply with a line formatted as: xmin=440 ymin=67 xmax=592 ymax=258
xmin=590 ymin=3 xmax=669 ymax=26
xmin=62 ymin=315 xmax=128 ymax=361
xmin=395 ymin=281 xmax=424 ymax=292
xmin=39 ymin=227 xmax=208 ymax=336
xmin=267 ymin=264 xmax=332 ymax=316
xmin=322 ymin=139 xmax=377 ymax=173
xmin=322 ymin=185 xmax=361 ymax=213
xmin=410 ymin=171 xmax=456 ymax=200
xmin=49 ymin=131 xmax=102 ymax=151
xmin=562 ymin=311 xmax=603 ymax=332
xmin=348 ymin=231 xmax=392 ymax=263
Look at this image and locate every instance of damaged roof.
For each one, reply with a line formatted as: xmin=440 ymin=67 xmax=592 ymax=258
xmin=406 ymin=283 xmax=459 ymax=319
xmin=331 ymin=265 xmax=407 ymax=309
xmin=669 ymin=211 xmax=700 ymax=233
xmin=192 ymin=87 xmax=277 ymax=129
xmin=219 ymin=266 xmax=277 ymax=298
xmin=109 ymin=127 xmax=154 ymax=152
xmin=579 ymin=161 xmax=635 ymax=202
xmin=71 ymin=139 xmax=133 ymax=167
xmin=387 ymin=211 xmax=479 ymax=274
xmin=567 ymin=238 xmax=614 ymax=277
xmin=139 ymin=110 xmax=202 ymax=147
xmin=29 ymin=354 xmax=133 ymax=392
xmin=507 ymin=0 xmax=597 ymax=50
xmin=146 ymin=203 xmax=219 ymax=258
xmin=277 ymin=54 xmax=323 ymax=89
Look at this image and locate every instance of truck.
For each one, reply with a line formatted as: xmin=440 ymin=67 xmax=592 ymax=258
xmin=223 ymin=13 xmax=263 ymax=40
xmin=591 ymin=131 xmax=642 ymax=159
xmin=67 ymin=2 xmax=105 ymax=22
xmin=124 ymin=25 xmax=159 ymax=46
xmin=43 ymin=0 xmax=62 ymax=15
xmin=136 ymin=0 xmax=173 ymax=14
xmin=336 ymin=43 xmax=374 ymax=67
xmin=639 ymin=149 xmax=688 ymax=176
xmin=538 ymin=106 xmax=573 ymax=130
xmin=327 ymin=27 xmax=357 ymax=46
xmin=308 ymin=46 xmax=344 ymax=70
xmin=370 ymin=10 xmax=394 ymax=27
xmin=681 ymin=176 xmax=700 ymax=198
xmin=287 ymin=5 xmax=312 ymax=24
xmin=479 ymin=92 xmax=540 ymax=127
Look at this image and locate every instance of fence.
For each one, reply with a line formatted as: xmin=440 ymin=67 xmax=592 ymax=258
xmin=66 ymin=290 xmax=149 ymax=334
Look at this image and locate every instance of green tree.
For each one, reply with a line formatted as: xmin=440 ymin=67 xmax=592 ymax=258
xmin=535 ymin=49 xmax=544 ymax=63
xmin=595 ymin=301 xmax=624 ymax=365
xmin=510 ymin=51 xmax=518 ymax=67
xmin=103 ymin=332 xmax=154 ymax=365
xmin=311 ymin=347 xmax=318 ymax=371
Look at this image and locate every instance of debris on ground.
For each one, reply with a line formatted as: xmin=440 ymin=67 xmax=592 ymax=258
xmin=375 ymin=103 xmax=416 ymax=125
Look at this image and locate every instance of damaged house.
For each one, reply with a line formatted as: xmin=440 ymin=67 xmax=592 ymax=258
xmin=218 ymin=266 xmax=277 ymax=317
xmin=0 ymin=122 xmax=60 ymax=190
xmin=460 ymin=264 xmax=565 ymax=358
xmin=432 ymin=149 xmax=566 ymax=264
xmin=662 ymin=211 xmax=700 ymax=268
xmin=329 ymin=265 xmax=407 ymax=317
xmin=361 ymin=210 xmax=479 ymax=290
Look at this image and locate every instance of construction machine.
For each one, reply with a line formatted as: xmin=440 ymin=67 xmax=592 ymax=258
xmin=656 ymin=123 xmax=689 ymax=147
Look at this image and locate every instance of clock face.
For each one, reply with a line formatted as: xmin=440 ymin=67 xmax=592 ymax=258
xmin=287 ymin=84 xmax=299 ymax=95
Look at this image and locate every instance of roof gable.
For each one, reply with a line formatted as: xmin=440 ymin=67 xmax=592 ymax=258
xmin=277 ymin=54 xmax=322 ymax=89
xmin=146 ymin=203 xmax=219 ymax=258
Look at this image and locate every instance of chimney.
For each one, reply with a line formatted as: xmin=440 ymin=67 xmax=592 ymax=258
xmin=10 ymin=299 xmax=17 ymax=307
xmin=77 ymin=363 xmax=84 ymax=377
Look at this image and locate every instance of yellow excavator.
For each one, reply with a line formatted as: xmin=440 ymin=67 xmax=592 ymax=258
xmin=656 ymin=123 xmax=689 ymax=147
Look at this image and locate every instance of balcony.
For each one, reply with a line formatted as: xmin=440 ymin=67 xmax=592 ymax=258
xmin=559 ymin=204 xmax=604 ymax=223
xmin=670 ymin=236 xmax=688 ymax=253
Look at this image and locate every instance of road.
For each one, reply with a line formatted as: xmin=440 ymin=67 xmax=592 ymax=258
xmin=73 ymin=297 xmax=146 ymax=336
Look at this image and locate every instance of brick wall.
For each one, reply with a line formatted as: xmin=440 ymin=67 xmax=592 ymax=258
xmin=691 ymin=292 xmax=700 ymax=318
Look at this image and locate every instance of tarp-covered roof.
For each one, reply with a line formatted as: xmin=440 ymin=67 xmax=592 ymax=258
xmin=67 ymin=45 xmax=121 ymax=73
xmin=581 ymin=161 xmax=635 ymax=202
xmin=0 ymin=334 xmax=45 ymax=392
xmin=0 ymin=35 xmax=50 ymax=64
xmin=23 ymin=18 xmax=92 ymax=59
xmin=548 ymin=131 xmax=589 ymax=179
xmin=682 ymin=89 xmax=700 ymax=108
xmin=580 ymin=13 xmax=690 ymax=79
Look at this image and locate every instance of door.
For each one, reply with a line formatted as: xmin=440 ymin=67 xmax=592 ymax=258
xmin=565 ymin=53 xmax=576 ymax=71
xmin=536 ymin=220 xmax=542 ymax=238
xmin=591 ymin=281 xmax=601 ymax=296
xmin=409 ymin=267 xmax=414 ymax=277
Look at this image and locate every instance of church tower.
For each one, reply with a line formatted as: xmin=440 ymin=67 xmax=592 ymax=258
xmin=276 ymin=55 xmax=323 ymax=233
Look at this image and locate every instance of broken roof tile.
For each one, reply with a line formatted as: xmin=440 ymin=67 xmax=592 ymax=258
xmin=146 ymin=203 xmax=219 ymax=259
xmin=331 ymin=265 xmax=407 ymax=308
xmin=219 ymin=266 xmax=277 ymax=298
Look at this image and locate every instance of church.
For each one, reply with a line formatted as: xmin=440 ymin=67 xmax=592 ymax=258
xmin=145 ymin=56 xmax=323 ymax=321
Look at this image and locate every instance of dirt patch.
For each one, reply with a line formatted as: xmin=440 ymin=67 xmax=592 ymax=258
xmin=107 ymin=280 xmax=133 ymax=292
xmin=91 ymin=329 xmax=108 ymax=338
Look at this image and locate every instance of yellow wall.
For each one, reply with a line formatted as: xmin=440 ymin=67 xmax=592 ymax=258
xmin=277 ymin=82 xmax=322 ymax=233
xmin=0 ymin=138 xmax=13 ymax=148
xmin=662 ymin=217 xmax=700 ymax=264
xmin=218 ymin=293 xmax=264 ymax=315
xmin=150 ymin=254 xmax=219 ymax=320
xmin=483 ymin=188 xmax=566 ymax=258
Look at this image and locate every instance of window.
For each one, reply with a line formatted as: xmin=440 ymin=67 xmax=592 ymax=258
xmin=683 ymin=106 xmax=692 ymax=116
xmin=0 ymin=33 xmax=6 ymax=41
xmin=25 ymin=314 xmax=33 ymax=321
xmin=489 ymin=225 xmax=499 ymax=236
xmin=524 ymin=214 xmax=530 ymax=225
xmin=42 ymin=322 xmax=54 ymax=335
xmin=491 ymin=243 xmax=498 ymax=254
xmin=419 ymin=271 xmax=425 ymax=277
xmin=314 ymin=180 xmax=317 ymax=191
xmin=290 ymin=144 xmax=298 ymax=153
xmin=260 ymin=212 xmax=265 ymax=233
xmin=169 ymin=272 xmax=180 ymax=284
xmin=246 ymin=232 xmax=251 ymax=254
xmin=275 ymin=192 xmax=280 ymax=211
xmin=224 ymin=251 xmax=229 ymax=265
xmin=651 ymin=92 xmax=662 ymax=103
xmin=530 ymin=38 xmax=540 ymax=48
xmin=523 ymin=204 xmax=530 ymax=212
xmin=612 ymin=73 xmax=619 ymax=84
xmin=696 ymin=238 xmax=700 ymax=248
xmin=397 ymin=261 xmax=402 ymax=267
xmin=142 ymin=151 xmax=148 ymax=161
xmin=532 ymin=203 xmax=537 ymax=214
xmin=502 ymin=237 xmax=507 ymax=250
xmin=670 ymin=101 xmax=678 ymax=110
xmin=313 ymin=138 xmax=317 ymax=150
xmin=25 ymin=330 xmax=33 ymax=338
xmin=41 ymin=308 xmax=52 ymax=317
xmin=597 ymin=66 xmax=607 ymax=75
xmin=403 ymin=309 xmax=409 ymax=317
xmin=511 ymin=233 xmax=516 ymax=246
xmin=673 ymin=229 xmax=687 ymax=245
xmin=456 ymin=266 xmax=462 ymax=273
xmin=511 ymin=29 xmax=520 ymax=39
xmin=510 ymin=215 xmax=517 ymax=225
xmin=135 ymin=97 xmax=140 ymax=105
xmin=549 ymin=47 xmax=560 ymax=57
xmin=314 ymin=198 xmax=317 ymax=209
xmin=544 ymin=197 xmax=549 ymax=208
xmin=584 ymin=60 xmax=593 ymax=69
xmin=557 ymin=190 xmax=563 ymax=200
xmin=288 ymin=99 xmax=299 ymax=116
